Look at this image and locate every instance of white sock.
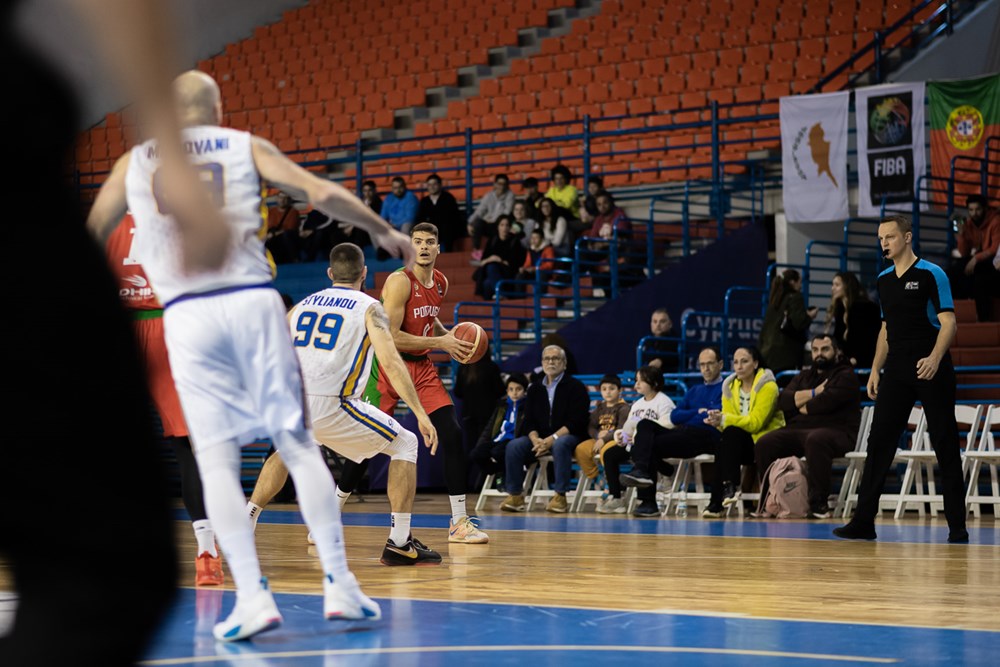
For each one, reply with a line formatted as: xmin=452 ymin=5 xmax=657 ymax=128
xmin=449 ymin=495 xmax=468 ymax=523
xmin=389 ymin=513 xmax=411 ymax=547
xmin=247 ymin=502 xmax=263 ymax=532
xmin=335 ymin=488 xmax=351 ymax=509
xmin=192 ymin=519 xmax=217 ymax=557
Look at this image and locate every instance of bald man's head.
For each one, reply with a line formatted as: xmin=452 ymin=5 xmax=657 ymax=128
xmin=173 ymin=70 xmax=222 ymax=127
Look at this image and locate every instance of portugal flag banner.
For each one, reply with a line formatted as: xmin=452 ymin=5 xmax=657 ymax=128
xmin=928 ymin=73 xmax=1000 ymax=207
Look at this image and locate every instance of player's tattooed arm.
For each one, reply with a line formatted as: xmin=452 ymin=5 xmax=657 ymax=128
xmin=366 ymin=304 xmax=437 ymax=452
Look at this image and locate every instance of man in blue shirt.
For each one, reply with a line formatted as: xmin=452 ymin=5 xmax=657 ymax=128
xmin=381 ymin=176 xmax=419 ymax=234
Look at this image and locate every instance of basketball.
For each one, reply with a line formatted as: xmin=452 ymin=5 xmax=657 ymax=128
xmin=451 ymin=322 xmax=488 ymax=364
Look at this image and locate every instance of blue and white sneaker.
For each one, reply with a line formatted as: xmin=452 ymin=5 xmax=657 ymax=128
xmin=324 ymin=572 xmax=382 ymax=621
xmin=213 ymin=577 xmax=282 ymax=642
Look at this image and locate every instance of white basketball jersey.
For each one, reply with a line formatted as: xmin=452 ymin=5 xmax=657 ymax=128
xmin=124 ymin=125 xmax=271 ymax=305
xmin=290 ymin=287 xmax=379 ymax=398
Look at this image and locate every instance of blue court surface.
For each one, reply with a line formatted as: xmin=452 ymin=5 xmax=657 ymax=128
xmin=142 ymin=589 xmax=998 ymax=666
xmin=146 ymin=510 xmax=1000 ymax=666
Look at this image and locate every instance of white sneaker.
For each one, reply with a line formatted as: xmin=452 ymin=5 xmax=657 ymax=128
xmin=307 ymin=532 xmax=315 ymax=545
xmin=595 ymin=497 xmax=627 ymax=514
xmin=324 ymin=572 xmax=382 ymax=621
xmin=448 ymin=516 xmax=489 ymax=543
xmin=213 ymin=577 xmax=282 ymax=642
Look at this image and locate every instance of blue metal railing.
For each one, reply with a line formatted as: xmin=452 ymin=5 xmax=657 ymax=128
xmin=810 ymin=0 xmax=981 ymax=93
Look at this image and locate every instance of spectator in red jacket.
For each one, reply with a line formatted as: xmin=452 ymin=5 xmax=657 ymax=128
xmin=949 ymin=194 xmax=999 ymax=321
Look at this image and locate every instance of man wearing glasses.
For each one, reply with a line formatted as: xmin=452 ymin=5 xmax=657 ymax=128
xmin=500 ymin=346 xmax=590 ymax=513
xmin=621 ymin=347 xmax=725 ymax=515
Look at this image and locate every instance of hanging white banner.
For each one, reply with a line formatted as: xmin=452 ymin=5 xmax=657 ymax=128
xmin=780 ymin=91 xmax=850 ymax=222
xmin=855 ymin=81 xmax=927 ymax=218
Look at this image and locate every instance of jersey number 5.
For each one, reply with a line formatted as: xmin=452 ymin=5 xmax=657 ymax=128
xmin=293 ymin=311 xmax=343 ymax=350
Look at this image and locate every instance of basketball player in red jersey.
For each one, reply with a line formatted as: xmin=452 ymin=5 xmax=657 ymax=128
xmin=342 ymin=222 xmax=488 ymax=543
xmin=103 ymin=213 xmax=223 ymax=586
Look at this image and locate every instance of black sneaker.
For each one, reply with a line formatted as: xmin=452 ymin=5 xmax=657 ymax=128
xmin=632 ymin=501 xmax=659 ymax=517
xmin=832 ymin=522 xmax=877 ymax=540
xmin=702 ymin=502 xmax=724 ymax=518
xmin=948 ymin=528 xmax=969 ymax=544
xmin=809 ymin=505 xmax=832 ymax=519
xmin=621 ymin=467 xmax=654 ymax=488
xmin=380 ymin=536 xmax=443 ymax=566
xmin=720 ymin=482 xmax=741 ymax=508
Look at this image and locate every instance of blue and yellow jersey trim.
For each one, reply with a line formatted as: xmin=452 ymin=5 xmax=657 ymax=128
xmin=341 ymin=399 xmax=396 ymax=441
xmin=341 ymin=334 xmax=372 ymax=397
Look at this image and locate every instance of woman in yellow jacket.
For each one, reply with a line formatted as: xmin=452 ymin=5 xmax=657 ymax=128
xmin=703 ymin=346 xmax=785 ymax=517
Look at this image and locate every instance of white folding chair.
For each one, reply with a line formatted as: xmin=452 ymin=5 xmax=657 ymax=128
xmin=964 ymin=405 xmax=1000 ymax=518
xmin=526 ymin=455 xmax=576 ymax=511
xmin=894 ymin=404 xmax=983 ymax=519
xmin=836 ymin=406 xmax=873 ymax=518
xmin=841 ymin=406 xmax=922 ymax=518
xmin=660 ymin=454 xmax=715 ymax=516
xmin=475 ymin=461 xmax=538 ymax=511
xmin=570 ymin=460 xmax=607 ymax=512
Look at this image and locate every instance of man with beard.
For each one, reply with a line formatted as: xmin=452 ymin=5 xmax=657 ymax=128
xmin=753 ymin=335 xmax=861 ymax=518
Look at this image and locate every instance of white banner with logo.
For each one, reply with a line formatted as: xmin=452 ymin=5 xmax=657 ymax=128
xmin=855 ymin=81 xmax=926 ymax=218
xmin=780 ymin=91 xmax=850 ymax=222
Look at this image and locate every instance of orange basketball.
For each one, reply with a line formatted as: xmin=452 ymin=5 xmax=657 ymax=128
xmin=452 ymin=322 xmax=489 ymax=364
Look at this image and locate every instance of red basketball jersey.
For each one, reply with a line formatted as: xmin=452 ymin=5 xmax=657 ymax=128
xmin=106 ymin=213 xmax=161 ymax=311
xmin=396 ymin=267 xmax=447 ymax=356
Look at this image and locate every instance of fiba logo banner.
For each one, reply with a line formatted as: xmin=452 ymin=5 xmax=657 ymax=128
xmin=867 ymin=93 xmax=913 ymax=149
xmin=855 ymin=82 xmax=926 ymax=218
xmin=779 ymin=91 xmax=849 ymax=222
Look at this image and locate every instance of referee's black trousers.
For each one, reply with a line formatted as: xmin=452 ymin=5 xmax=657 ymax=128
xmin=854 ymin=349 xmax=966 ymax=530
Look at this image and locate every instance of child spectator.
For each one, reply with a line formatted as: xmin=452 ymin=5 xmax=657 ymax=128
xmin=573 ymin=374 xmax=631 ymax=513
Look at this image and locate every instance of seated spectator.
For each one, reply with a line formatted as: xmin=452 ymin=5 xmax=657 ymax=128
xmin=499 ymin=345 xmax=590 ymax=513
xmin=702 ymin=346 xmax=784 ymax=516
xmin=644 ymin=308 xmax=679 ymax=372
xmin=537 ymin=198 xmax=571 ymax=256
xmin=754 ymin=335 xmax=861 ymax=518
xmin=512 ymin=200 xmax=537 ymax=247
xmin=586 ymin=190 xmax=633 ymax=291
xmin=825 ymin=271 xmax=880 ymax=368
xmin=474 ymin=216 xmax=525 ymax=298
xmin=518 ymin=229 xmax=556 ymax=283
xmin=468 ymin=173 xmax=515 ymax=255
xmin=265 ymin=191 xmax=300 ymax=264
xmin=521 ymin=176 xmax=545 ymax=222
xmin=361 ymin=180 xmax=382 ymax=215
xmin=948 ymin=194 xmax=999 ymax=322
xmin=621 ymin=347 xmax=725 ymax=512
xmin=580 ymin=175 xmax=604 ymax=226
xmin=571 ymin=374 xmax=631 ymax=513
xmin=381 ymin=176 xmax=419 ymax=234
xmin=545 ymin=163 xmax=581 ymax=222
xmin=601 ymin=366 xmax=677 ymax=516
xmin=416 ymin=173 xmax=464 ymax=251
xmin=469 ymin=373 xmax=529 ymax=481
xmin=759 ymin=268 xmax=817 ymax=372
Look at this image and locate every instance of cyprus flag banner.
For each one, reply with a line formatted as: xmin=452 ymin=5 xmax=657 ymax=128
xmin=855 ymin=81 xmax=926 ymax=217
xmin=780 ymin=91 xmax=850 ymax=222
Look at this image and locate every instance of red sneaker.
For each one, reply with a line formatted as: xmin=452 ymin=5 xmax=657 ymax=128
xmin=195 ymin=551 xmax=224 ymax=586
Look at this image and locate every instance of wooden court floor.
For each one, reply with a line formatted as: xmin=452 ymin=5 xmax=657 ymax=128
xmin=211 ymin=495 xmax=1000 ymax=632
xmin=3 ymin=494 xmax=999 ymax=665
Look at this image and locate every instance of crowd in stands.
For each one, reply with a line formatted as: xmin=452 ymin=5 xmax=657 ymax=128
xmin=265 ymin=164 xmax=635 ymax=297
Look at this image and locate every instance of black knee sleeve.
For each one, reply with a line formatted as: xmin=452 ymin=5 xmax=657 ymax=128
xmin=431 ymin=405 xmax=467 ymax=495
xmin=170 ymin=437 xmax=207 ymax=522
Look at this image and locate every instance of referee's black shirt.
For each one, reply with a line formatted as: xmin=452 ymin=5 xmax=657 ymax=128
xmin=876 ymin=258 xmax=954 ymax=351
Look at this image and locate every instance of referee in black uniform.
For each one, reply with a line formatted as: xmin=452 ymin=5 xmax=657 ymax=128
xmin=834 ymin=215 xmax=968 ymax=544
